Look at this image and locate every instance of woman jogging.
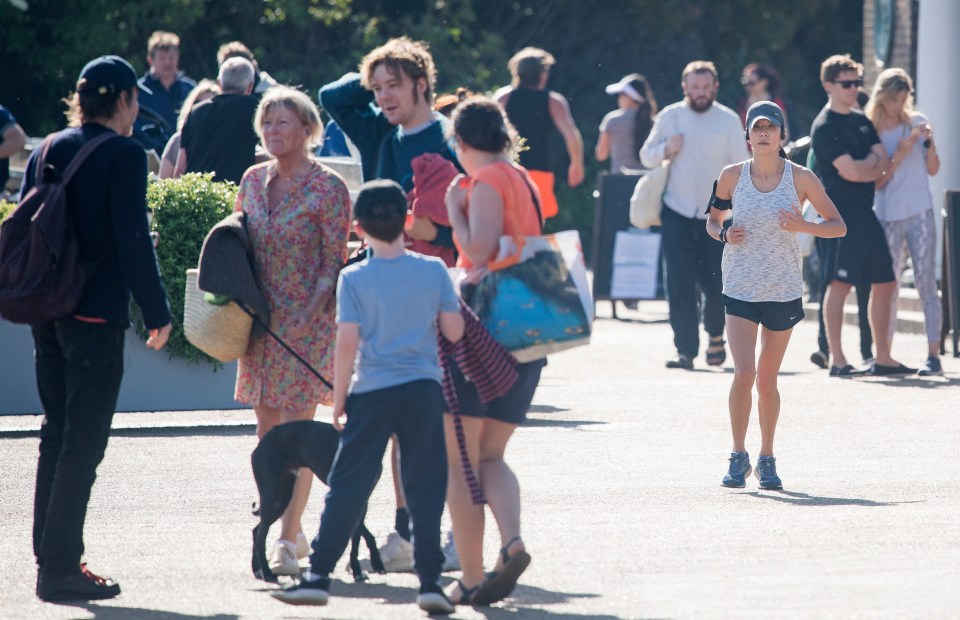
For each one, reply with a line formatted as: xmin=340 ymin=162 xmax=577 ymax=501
xmin=706 ymin=101 xmax=846 ymax=490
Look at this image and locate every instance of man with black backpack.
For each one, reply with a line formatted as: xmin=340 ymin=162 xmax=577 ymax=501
xmin=16 ymin=55 xmax=172 ymax=602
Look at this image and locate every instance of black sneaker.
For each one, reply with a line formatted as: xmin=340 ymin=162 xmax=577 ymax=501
xmin=37 ymin=564 xmax=121 ymax=602
xmin=809 ymin=351 xmax=829 ymax=369
xmin=417 ymin=581 xmax=455 ymax=614
xmin=918 ymin=356 xmax=943 ymax=377
xmin=666 ymin=354 xmax=693 ymax=370
xmin=270 ymin=575 xmax=331 ymax=606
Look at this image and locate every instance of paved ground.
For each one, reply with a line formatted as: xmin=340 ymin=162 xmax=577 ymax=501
xmin=2 ymin=300 xmax=959 ymax=619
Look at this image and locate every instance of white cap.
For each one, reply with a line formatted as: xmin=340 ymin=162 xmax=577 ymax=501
xmin=605 ymin=76 xmax=645 ymax=104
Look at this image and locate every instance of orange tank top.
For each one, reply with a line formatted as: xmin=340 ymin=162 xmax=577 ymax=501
xmin=456 ymin=161 xmax=543 ymax=269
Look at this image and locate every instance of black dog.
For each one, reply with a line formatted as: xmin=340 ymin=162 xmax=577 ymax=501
xmin=251 ymin=419 xmax=387 ymax=583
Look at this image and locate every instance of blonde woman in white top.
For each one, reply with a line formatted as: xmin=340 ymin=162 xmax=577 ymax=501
xmin=866 ymin=69 xmax=942 ymax=376
xmin=706 ymin=101 xmax=846 ymax=490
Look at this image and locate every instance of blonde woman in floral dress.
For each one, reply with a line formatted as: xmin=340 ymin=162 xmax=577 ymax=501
xmin=234 ymin=86 xmax=351 ymax=575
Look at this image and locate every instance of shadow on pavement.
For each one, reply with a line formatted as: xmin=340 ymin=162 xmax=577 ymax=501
xmin=111 ymin=425 xmax=255 ymax=439
xmin=528 ymin=404 xmax=570 ymax=414
xmin=854 ymin=375 xmax=960 ymax=389
xmin=312 ymin=578 xmax=422 ymax=605
xmin=524 ymin=418 xmax=606 ymax=429
xmin=475 ymin=609 xmax=627 ymax=620
xmin=742 ymin=490 xmax=923 ymax=507
xmin=67 ymin=603 xmax=239 ymax=619
xmin=600 ymin=316 xmax=669 ymax=325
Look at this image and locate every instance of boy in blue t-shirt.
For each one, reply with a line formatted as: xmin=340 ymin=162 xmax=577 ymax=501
xmin=271 ymin=179 xmax=464 ymax=614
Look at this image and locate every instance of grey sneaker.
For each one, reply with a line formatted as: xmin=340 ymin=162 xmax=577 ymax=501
xmin=721 ymin=451 xmax=752 ymax=488
xmin=269 ymin=539 xmax=301 ymax=576
xmin=296 ymin=532 xmax=311 ymax=559
xmin=755 ymin=455 xmax=783 ymax=490
xmin=441 ymin=531 xmax=460 ymax=572
xmin=918 ymin=356 xmax=943 ymax=376
xmin=378 ymin=531 xmax=414 ymax=572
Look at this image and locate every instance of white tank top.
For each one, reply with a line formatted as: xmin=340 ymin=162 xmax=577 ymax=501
xmin=722 ymin=160 xmax=804 ymax=302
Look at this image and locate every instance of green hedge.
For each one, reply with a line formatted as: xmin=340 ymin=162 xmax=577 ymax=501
xmin=139 ymin=173 xmax=238 ymax=366
xmin=0 ymin=199 xmax=15 ymax=221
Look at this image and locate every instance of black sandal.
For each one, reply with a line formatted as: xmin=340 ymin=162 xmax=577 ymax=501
xmin=448 ymin=578 xmax=480 ymax=605
xmin=471 ymin=536 xmax=531 ymax=606
xmin=706 ymin=338 xmax=726 ymax=366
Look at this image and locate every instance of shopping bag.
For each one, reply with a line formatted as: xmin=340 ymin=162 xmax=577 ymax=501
xmin=795 ymin=201 xmax=820 ymax=258
xmin=629 ymin=160 xmax=669 ymax=229
xmin=463 ymin=230 xmax=593 ymax=362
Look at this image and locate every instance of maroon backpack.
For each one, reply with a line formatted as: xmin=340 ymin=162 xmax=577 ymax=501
xmin=0 ymin=131 xmax=118 ymax=325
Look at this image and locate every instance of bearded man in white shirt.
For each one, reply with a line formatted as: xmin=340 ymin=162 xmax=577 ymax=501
xmin=641 ymin=60 xmax=749 ymax=370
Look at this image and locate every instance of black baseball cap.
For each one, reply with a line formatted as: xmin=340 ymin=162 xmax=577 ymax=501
xmin=77 ymin=55 xmax=152 ymax=96
xmin=353 ymin=179 xmax=408 ymax=220
xmin=745 ymin=100 xmax=784 ymax=131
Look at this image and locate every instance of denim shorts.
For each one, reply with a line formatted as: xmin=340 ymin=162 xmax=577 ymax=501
xmin=723 ymin=295 xmax=804 ymax=332
xmin=447 ymin=356 xmax=546 ymax=425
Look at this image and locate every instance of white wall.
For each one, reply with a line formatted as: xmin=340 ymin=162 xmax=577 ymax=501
xmin=916 ymin=0 xmax=960 ymax=264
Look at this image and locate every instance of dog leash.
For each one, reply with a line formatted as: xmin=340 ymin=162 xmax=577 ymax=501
xmin=236 ymin=301 xmax=334 ymax=390
xmin=238 ymin=299 xmax=485 ymax=505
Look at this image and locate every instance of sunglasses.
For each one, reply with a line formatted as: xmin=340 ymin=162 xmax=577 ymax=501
xmin=831 ymin=78 xmax=863 ymax=89
xmin=741 ymin=79 xmax=758 ymax=87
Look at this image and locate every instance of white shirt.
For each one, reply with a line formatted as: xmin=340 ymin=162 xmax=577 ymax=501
xmin=640 ymin=101 xmax=749 ymax=220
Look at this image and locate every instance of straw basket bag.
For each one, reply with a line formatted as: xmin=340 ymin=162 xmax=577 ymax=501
xmin=183 ymin=268 xmax=253 ymax=362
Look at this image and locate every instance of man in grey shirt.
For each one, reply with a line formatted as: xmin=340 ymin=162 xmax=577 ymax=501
xmin=641 ymin=60 xmax=748 ymax=369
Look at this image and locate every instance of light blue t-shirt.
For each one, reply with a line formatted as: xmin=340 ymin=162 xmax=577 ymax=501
xmin=336 ymin=251 xmax=459 ymax=394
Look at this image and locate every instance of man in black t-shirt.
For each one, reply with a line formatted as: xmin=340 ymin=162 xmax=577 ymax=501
xmin=810 ymin=54 xmax=911 ymax=376
xmin=175 ymin=57 xmax=259 ymax=184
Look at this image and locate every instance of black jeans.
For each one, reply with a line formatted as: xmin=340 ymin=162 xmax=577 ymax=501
xmin=661 ymin=206 xmax=725 ymax=358
xmin=310 ymin=380 xmax=447 ymax=584
xmin=32 ymin=318 xmax=125 ymax=577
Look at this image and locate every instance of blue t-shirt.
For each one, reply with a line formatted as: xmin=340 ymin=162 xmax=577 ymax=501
xmin=336 ymin=252 xmax=459 ymax=394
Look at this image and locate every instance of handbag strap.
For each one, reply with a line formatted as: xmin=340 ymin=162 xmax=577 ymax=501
xmin=486 ymin=163 xmax=544 ymax=272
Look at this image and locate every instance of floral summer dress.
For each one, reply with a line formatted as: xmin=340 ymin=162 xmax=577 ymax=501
xmin=234 ymin=160 xmax=351 ymax=411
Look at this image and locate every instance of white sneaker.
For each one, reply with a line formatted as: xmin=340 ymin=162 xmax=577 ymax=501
xmin=378 ymin=531 xmax=414 ymax=572
xmin=441 ymin=531 xmax=460 ymax=572
xmin=296 ymin=532 xmax=311 ymax=559
xmin=417 ymin=590 xmax=454 ymax=614
xmin=269 ymin=539 xmax=302 ymax=576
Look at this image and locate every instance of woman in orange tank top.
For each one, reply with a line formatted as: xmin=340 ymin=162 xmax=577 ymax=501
xmin=443 ymin=97 xmax=544 ymax=606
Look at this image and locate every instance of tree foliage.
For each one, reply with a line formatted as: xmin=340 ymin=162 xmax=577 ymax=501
xmin=0 ymin=0 xmax=861 ymax=256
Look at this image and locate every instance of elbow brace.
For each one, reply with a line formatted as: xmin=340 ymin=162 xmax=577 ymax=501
xmin=704 ymin=180 xmax=732 ymax=214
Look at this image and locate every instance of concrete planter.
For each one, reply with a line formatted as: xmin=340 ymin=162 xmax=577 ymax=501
xmin=0 ymin=320 xmax=239 ymax=415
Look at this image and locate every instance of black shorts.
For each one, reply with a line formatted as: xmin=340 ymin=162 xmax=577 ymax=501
xmin=447 ymin=357 xmax=546 ymax=425
xmin=820 ymin=213 xmax=895 ymax=285
xmin=723 ymin=295 xmax=804 ymax=331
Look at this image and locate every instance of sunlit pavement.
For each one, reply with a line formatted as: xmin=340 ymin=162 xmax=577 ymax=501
xmin=2 ymin=300 xmax=958 ymax=619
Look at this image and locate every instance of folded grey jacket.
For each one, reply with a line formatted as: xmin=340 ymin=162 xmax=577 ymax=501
xmin=196 ymin=211 xmax=271 ymax=324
